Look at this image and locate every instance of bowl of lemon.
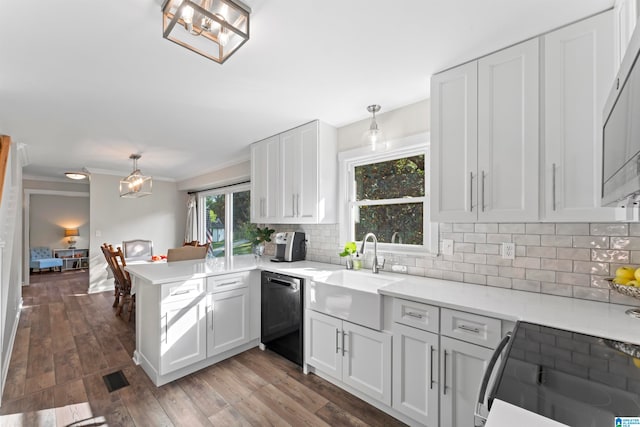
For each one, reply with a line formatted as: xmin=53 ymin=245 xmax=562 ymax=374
xmin=610 ymin=266 xmax=640 ymax=298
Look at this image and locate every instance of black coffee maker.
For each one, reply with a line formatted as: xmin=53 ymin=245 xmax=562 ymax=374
xmin=272 ymin=232 xmax=306 ymax=262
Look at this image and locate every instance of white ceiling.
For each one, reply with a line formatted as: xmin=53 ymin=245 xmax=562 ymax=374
xmin=0 ymin=0 xmax=613 ymax=182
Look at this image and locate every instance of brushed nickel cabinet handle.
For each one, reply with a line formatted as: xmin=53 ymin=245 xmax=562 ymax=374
xmin=443 ymin=349 xmax=448 ymax=395
xmin=470 ymin=171 xmax=474 ymax=212
xmin=335 ymin=328 xmax=340 ymax=354
xmin=459 ymin=324 xmax=481 ymax=334
xmin=481 ymin=171 xmax=486 ymax=212
xmin=429 ymin=345 xmax=435 ymax=390
xmin=406 ymin=311 xmax=424 ymax=319
xmin=552 ymin=163 xmax=557 ymax=211
xmin=342 ymin=331 xmax=347 ymax=356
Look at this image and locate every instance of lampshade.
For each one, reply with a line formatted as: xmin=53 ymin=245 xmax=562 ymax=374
xmin=162 ymin=0 xmax=250 ymax=64
xmin=363 ymin=104 xmax=386 ymax=151
xmin=120 ymin=154 xmax=152 ymax=198
xmin=64 ymin=228 xmax=79 ymax=237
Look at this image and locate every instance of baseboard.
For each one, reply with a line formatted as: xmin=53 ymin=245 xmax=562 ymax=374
xmin=0 ymin=298 xmax=22 ymax=407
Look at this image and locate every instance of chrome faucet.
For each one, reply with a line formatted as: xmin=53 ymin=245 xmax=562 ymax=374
xmin=360 ymin=232 xmax=384 ymax=274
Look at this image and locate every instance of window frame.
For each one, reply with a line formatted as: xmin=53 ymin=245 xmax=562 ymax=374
xmin=197 ymin=182 xmax=251 ymax=260
xmin=338 ymin=132 xmax=438 ymax=255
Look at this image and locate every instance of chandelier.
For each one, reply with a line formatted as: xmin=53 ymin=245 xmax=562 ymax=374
xmin=162 ymin=0 xmax=250 ymax=64
xmin=120 ymin=154 xmax=152 ymax=198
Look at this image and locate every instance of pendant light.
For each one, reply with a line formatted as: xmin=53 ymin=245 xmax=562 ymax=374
xmin=119 ymin=154 xmax=152 ymax=198
xmin=363 ymin=104 xmax=385 ymax=151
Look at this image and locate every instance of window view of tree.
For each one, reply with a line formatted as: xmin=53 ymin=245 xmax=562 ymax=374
xmin=353 ymin=154 xmax=425 ymax=245
xmin=202 ymin=187 xmax=252 ymax=258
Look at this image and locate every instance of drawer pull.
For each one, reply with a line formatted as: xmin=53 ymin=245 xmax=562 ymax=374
xmin=406 ymin=311 xmax=424 ymax=319
xmin=217 ymin=280 xmax=241 ymax=287
xmin=172 ymin=289 xmax=192 ymax=296
xmin=459 ymin=324 xmax=481 ymax=334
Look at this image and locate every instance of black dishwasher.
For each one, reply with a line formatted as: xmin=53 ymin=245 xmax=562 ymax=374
xmin=261 ymin=271 xmax=303 ymax=366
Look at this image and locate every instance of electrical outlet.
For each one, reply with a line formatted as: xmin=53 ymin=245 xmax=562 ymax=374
xmin=502 ymin=242 xmax=515 ymax=260
xmin=442 ymin=239 xmax=454 ymax=256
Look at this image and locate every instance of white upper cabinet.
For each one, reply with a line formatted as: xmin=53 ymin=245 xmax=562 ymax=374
xmin=251 ymin=121 xmax=337 ymax=224
xmin=431 ymin=39 xmax=538 ymax=222
xmin=431 ymin=62 xmax=478 ymax=222
xmin=615 ymin=0 xmax=639 ymax=66
xmin=478 ymin=38 xmax=539 ymax=222
xmin=251 ymin=135 xmax=280 ymax=223
xmin=543 ymin=11 xmax=616 ymax=221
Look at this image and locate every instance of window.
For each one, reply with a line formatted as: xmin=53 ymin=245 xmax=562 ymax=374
xmin=198 ymin=183 xmax=252 ymax=258
xmin=339 ymin=134 xmax=437 ymax=253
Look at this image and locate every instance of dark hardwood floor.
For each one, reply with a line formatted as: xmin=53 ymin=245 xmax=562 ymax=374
xmin=0 ymin=270 xmax=406 ymax=426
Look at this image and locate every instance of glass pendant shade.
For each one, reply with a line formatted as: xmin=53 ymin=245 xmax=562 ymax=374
xmin=162 ymin=0 xmax=250 ymax=64
xmin=363 ymin=104 xmax=385 ymax=151
xmin=120 ymin=154 xmax=153 ymax=198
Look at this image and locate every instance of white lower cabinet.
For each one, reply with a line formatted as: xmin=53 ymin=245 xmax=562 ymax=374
xmin=160 ymin=296 xmax=207 ymax=375
xmin=305 ymin=310 xmax=392 ymax=405
xmin=392 ymin=323 xmax=439 ymax=426
xmin=207 ymin=287 xmax=249 ymax=356
xmin=440 ymin=336 xmax=493 ymax=427
xmin=391 ymin=298 xmax=501 ymax=426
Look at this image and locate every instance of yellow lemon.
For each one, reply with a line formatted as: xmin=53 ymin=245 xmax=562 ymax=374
xmin=613 ymin=276 xmax=632 ymax=285
xmin=634 ymin=267 xmax=640 ymax=281
xmin=627 ymin=280 xmax=640 ymax=287
xmin=634 ymin=358 xmax=640 ymax=368
xmin=616 ymin=266 xmax=636 ymax=280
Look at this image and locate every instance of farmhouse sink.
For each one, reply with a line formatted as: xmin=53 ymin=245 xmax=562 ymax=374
xmin=306 ymin=270 xmax=402 ymax=330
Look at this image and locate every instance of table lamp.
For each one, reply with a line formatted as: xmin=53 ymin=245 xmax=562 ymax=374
xmin=65 ymin=228 xmax=79 ymax=249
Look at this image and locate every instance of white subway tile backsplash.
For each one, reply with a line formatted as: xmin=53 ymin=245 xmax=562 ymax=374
xmin=572 ymin=236 xmax=609 ymax=248
xmin=590 ymin=223 xmax=628 ymax=236
xmin=556 ymin=223 xmax=589 ymax=235
xmin=296 ymin=220 xmax=633 ymax=307
xmin=499 ymin=223 xmax=526 ymax=234
xmin=526 ymin=224 xmax=556 ymax=234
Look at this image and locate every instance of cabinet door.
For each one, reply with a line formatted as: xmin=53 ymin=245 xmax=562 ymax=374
xmin=280 ymin=122 xmax=319 ymax=223
xmin=392 ymin=323 xmax=439 ymax=426
xmin=304 ymin=310 xmax=342 ymax=380
xmin=160 ymin=297 xmax=207 ymax=375
xmin=207 ymin=288 xmax=248 ymax=357
xmin=478 ymin=38 xmax=539 ymax=222
xmin=440 ymin=336 xmax=493 ymax=427
xmin=431 ymin=61 xmax=478 ymax=222
xmin=280 ymin=128 xmax=299 ymax=220
xmin=342 ymin=322 xmax=392 ymax=405
xmin=615 ymin=0 xmax=638 ymax=65
xmin=544 ymin=12 xmax=617 ymax=221
xmin=250 ymin=135 xmax=279 ymax=223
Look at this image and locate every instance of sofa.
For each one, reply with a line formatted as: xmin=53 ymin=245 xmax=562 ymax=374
xmin=30 ymin=247 xmax=63 ymax=272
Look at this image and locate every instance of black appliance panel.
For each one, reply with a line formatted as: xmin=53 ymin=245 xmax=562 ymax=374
xmin=261 ymin=271 xmax=303 ymax=366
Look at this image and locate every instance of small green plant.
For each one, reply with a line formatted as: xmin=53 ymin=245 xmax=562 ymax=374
xmin=339 ymin=241 xmax=357 ymax=257
xmin=250 ymin=226 xmax=276 ymax=246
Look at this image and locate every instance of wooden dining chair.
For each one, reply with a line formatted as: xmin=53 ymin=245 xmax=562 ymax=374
xmin=101 ymin=243 xmax=121 ymax=307
xmin=104 ymin=244 xmax=135 ymax=321
xmin=167 ymin=246 xmax=208 ymax=262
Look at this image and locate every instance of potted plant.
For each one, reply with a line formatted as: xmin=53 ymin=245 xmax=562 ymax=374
xmin=251 ymin=226 xmax=275 ymax=256
xmin=339 ymin=241 xmax=357 ymax=269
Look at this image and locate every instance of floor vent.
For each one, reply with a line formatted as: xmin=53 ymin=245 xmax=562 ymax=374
xmin=103 ymin=370 xmax=129 ymax=392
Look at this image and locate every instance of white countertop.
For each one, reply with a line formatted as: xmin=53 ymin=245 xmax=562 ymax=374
xmin=125 ymin=255 xmax=640 ymax=345
xmin=379 ymin=275 xmax=640 ymax=345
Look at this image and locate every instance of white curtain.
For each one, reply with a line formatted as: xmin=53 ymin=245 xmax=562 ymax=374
xmin=185 ymin=195 xmax=198 ymax=243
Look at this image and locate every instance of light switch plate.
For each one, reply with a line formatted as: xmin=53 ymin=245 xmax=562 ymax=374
xmin=442 ymin=239 xmax=454 ymax=256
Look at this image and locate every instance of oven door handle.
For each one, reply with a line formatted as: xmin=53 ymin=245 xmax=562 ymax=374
xmin=474 ymin=331 xmax=511 ymax=427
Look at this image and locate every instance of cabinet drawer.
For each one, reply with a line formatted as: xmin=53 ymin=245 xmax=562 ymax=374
xmin=161 ymin=278 xmax=205 ymax=303
xmin=207 ymin=272 xmax=249 ymax=293
xmin=393 ymin=298 xmax=439 ymax=333
xmin=440 ymin=308 xmax=501 ymax=348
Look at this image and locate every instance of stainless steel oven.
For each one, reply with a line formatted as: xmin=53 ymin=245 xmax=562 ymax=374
xmin=261 ymin=271 xmax=303 ymax=366
xmin=476 ymin=321 xmax=640 ymax=426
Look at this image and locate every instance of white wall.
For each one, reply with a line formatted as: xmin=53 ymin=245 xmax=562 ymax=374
xmin=337 ymin=99 xmax=430 ymax=151
xmin=29 ymin=194 xmax=89 ymax=250
xmin=88 ymin=174 xmax=187 ymax=293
